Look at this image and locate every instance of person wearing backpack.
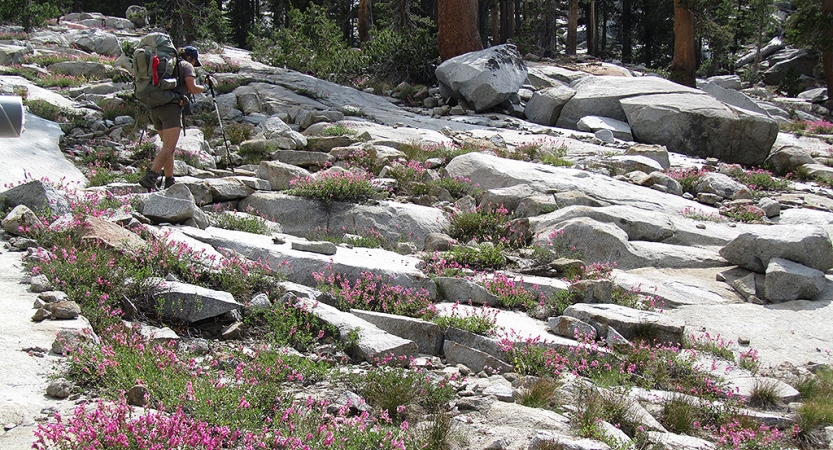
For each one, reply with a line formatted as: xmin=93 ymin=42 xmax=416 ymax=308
xmin=138 ymin=45 xmax=214 ymax=191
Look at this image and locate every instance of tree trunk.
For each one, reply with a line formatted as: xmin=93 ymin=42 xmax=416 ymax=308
xmin=543 ymin=0 xmax=556 ymax=57
xmin=22 ymin=0 xmax=32 ymax=32
xmin=566 ymin=0 xmax=578 ymax=56
xmin=478 ymin=0 xmax=491 ymax=48
xmin=824 ymin=0 xmax=833 ymax=107
xmin=621 ymin=0 xmax=632 ymax=62
xmin=397 ymin=0 xmax=409 ymax=29
xmin=499 ymin=0 xmax=514 ymax=43
xmin=587 ymin=0 xmax=597 ymax=56
xmin=438 ymin=0 xmax=483 ymax=61
xmin=358 ymin=0 xmax=372 ymax=43
xmin=491 ymin=0 xmax=499 ymax=45
xmin=669 ymin=0 xmax=696 ymax=87
xmin=602 ymin=0 xmax=608 ymax=56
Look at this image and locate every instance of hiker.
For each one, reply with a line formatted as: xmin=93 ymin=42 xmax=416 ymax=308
xmin=139 ymin=46 xmax=214 ymax=190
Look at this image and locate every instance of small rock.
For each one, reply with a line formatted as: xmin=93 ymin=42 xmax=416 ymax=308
xmin=46 ymin=379 xmax=74 ymax=399
xmin=29 ymin=274 xmax=53 ymax=293
xmin=48 ymin=300 xmax=81 ymax=319
xmin=221 ymin=321 xmax=244 ymax=340
xmin=127 ymin=385 xmax=150 ymax=406
xmin=31 ymin=308 xmax=51 ymax=322
xmin=738 ymin=336 xmax=751 ymax=345
xmin=245 ymin=293 xmax=272 ymax=315
xmin=38 ymin=291 xmax=68 ymax=303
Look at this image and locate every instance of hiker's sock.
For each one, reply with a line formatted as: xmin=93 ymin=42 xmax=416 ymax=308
xmin=139 ymin=170 xmax=160 ymax=191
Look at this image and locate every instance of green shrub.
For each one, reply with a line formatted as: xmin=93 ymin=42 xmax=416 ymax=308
xmin=433 ymin=304 xmax=498 ymax=335
xmin=748 ymin=379 xmax=782 ymax=409
xmin=484 ymin=272 xmax=540 ymax=308
xmin=540 ymin=151 xmax=573 ymax=167
xmin=36 ymin=72 xmax=90 ymax=88
xmin=667 ymin=166 xmax=709 ymax=195
xmin=0 ymin=31 xmax=27 ymax=40
xmin=446 ymin=205 xmax=512 ymax=245
xmin=287 ymin=171 xmax=378 ymax=204
xmin=686 ymin=333 xmax=735 ymax=361
xmin=79 ymin=145 xmax=119 ymax=168
xmin=722 ymin=165 xmax=791 ymax=192
xmin=237 ymin=140 xmax=275 ymax=165
xmin=251 ymin=5 xmax=360 ymax=84
xmin=721 ymin=203 xmax=765 ymax=223
xmin=518 ymin=377 xmax=562 ymax=410
xmin=780 ymin=120 xmax=809 ymax=135
xmin=24 ymin=99 xmax=82 ymax=125
xmin=340 ymin=146 xmax=381 ymax=173
xmin=349 ymin=365 xmax=455 ymax=421
xmin=356 ymin=22 xmax=439 ymax=84
xmin=661 ymin=395 xmax=701 ymax=434
xmin=100 ymin=101 xmax=137 ymax=122
xmin=213 ymin=212 xmax=271 ymax=235
xmin=429 ymin=176 xmax=477 ymax=199
xmin=245 ymin=301 xmax=341 ymax=352
xmin=322 ymin=123 xmax=357 ymax=136
xmin=314 ymin=270 xmax=435 ymax=319
xmin=213 ymin=77 xmax=244 ymax=94
xmin=443 ymin=242 xmax=507 ymax=271
xmin=574 ymin=386 xmax=639 ymax=439
xmin=224 ymin=121 xmax=253 ymax=145
xmin=252 ymin=6 xmax=438 ymax=86
xmin=86 ymin=164 xmax=120 ymax=187
xmin=796 ymin=367 xmax=833 ymax=440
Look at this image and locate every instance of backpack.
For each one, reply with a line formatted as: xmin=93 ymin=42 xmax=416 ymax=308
xmin=132 ymin=33 xmax=182 ymax=108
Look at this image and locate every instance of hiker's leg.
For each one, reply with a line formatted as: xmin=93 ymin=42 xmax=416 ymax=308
xmin=149 ymin=103 xmax=182 ymax=177
xmin=155 ymin=126 xmax=180 ymax=178
xmin=143 ymin=104 xmax=181 ymax=190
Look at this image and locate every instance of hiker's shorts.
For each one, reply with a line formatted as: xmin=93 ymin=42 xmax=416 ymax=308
xmin=150 ymin=103 xmax=181 ymax=131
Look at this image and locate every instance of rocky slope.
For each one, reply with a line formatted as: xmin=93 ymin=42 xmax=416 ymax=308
xmin=1 ymin=10 xmax=833 ymax=450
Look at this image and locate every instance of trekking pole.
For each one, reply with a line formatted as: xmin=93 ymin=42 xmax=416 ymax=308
xmin=207 ymin=74 xmax=234 ymax=174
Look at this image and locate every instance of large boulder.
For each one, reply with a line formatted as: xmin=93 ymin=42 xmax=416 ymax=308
xmin=697 ymin=79 xmax=771 ymax=117
xmin=762 ymin=48 xmax=818 ymax=86
xmin=563 ymin=303 xmax=686 ymax=345
xmin=125 ymin=5 xmax=148 ymax=27
xmin=577 ymin=115 xmax=633 ymax=141
xmin=66 ymin=29 xmax=122 ymax=57
xmin=154 ymin=280 xmax=242 ymax=323
xmin=0 ymin=44 xmax=28 ymax=65
xmin=47 ymin=61 xmax=115 ymax=79
xmin=621 ymin=93 xmax=778 ymax=165
xmin=735 ymin=36 xmax=784 ymax=68
xmin=239 ymin=192 xmax=447 ymax=249
xmin=719 ymin=225 xmax=833 ymax=273
xmin=764 ymin=258 xmax=827 ymax=302
xmin=556 ymin=76 xmax=700 ymax=130
xmin=0 ymin=180 xmax=71 ymax=216
xmin=435 ymin=44 xmax=528 ymax=113
xmin=137 ymin=184 xmax=209 ymax=228
xmin=523 ymin=84 xmax=575 ymax=126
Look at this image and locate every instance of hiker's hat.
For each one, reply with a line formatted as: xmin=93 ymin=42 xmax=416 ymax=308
xmin=184 ymin=46 xmax=201 ymax=67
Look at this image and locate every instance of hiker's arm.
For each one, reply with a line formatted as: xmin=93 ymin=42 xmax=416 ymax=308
xmin=184 ymin=76 xmax=207 ymax=95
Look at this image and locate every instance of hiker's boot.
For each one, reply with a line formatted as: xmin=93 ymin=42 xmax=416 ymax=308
xmin=139 ymin=170 xmax=160 ymax=191
xmin=164 ymin=176 xmax=176 ymax=189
